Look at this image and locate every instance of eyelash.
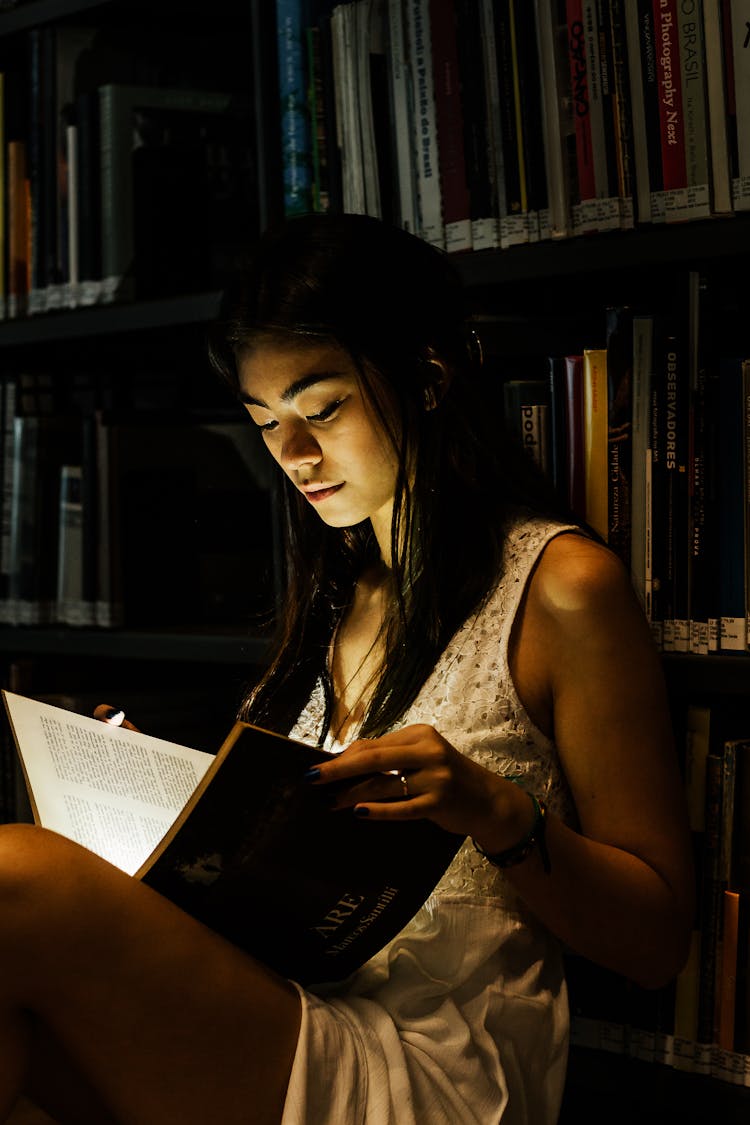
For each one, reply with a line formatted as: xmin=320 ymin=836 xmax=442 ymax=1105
xmin=257 ymin=398 xmax=345 ymax=433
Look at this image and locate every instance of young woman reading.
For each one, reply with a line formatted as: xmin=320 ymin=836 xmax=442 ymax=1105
xmin=0 ymin=213 xmax=693 ymax=1125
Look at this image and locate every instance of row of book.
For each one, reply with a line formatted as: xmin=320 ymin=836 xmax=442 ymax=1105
xmin=277 ymin=0 xmax=750 ymax=250
xmin=0 ymin=17 xmax=258 ymax=316
xmin=568 ymin=698 xmax=750 ymax=1084
xmin=0 ymin=372 xmax=278 ymax=630
xmin=501 ymin=270 xmax=750 ymax=657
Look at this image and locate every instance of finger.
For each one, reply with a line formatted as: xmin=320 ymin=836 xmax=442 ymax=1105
xmin=307 ymin=741 xmax=428 ymax=785
xmin=352 ymin=794 xmax=432 ymax=821
xmin=331 ymin=772 xmax=417 ymax=809
xmin=92 ymin=704 xmax=140 ymax=732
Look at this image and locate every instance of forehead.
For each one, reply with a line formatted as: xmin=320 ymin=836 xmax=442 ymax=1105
xmin=237 ymin=340 xmax=358 ymax=400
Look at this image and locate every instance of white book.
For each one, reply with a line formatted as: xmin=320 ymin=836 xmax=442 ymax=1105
xmin=405 ymin=0 xmax=445 ymax=247
xmin=534 ymin=0 xmax=571 ymax=238
xmin=331 ymin=6 xmax=367 ymax=214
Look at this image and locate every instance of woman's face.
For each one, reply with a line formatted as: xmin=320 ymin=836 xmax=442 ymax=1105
xmin=238 ymin=340 xmax=400 ymax=551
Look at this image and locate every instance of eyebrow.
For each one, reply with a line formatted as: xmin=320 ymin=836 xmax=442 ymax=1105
xmin=239 ymin=371 xmax=345 ymax=408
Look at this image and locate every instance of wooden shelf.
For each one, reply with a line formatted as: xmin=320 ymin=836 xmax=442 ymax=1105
xmin=0 ymin=627 xmax=268 ymax=664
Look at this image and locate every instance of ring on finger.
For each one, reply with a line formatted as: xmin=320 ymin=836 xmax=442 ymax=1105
xmin=398 ymin=772 xmax=410 ymax=799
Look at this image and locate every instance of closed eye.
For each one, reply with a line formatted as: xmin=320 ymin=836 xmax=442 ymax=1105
xmin=307 ymin=398 xmax=345 ymax=422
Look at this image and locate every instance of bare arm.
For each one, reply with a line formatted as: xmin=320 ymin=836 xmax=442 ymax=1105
xmin=312 ymin=535 xmax=694 ymax=990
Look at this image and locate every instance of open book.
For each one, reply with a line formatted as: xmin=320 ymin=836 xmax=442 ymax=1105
xmin=3 ymin=690 xmax=463 ymax=985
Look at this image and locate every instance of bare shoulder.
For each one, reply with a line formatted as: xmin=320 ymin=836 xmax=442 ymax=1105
xmin=529 ymin=532 xmax=639 ymax=626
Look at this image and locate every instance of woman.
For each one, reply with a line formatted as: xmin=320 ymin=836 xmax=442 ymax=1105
xmin=1 ymin=213 xmax=692 ymax=1125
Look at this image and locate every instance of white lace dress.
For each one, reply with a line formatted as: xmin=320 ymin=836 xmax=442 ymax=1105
xmin=281 ymin=515 xmax=580 ymax=1125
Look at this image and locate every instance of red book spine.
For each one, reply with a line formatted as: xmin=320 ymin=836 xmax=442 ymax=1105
xmin=652 ymin=0 xmax=687 ymax=189
xmin=566 ymin=0 xmax=596 ymax=201
xmin=429 ymin=0 xmax=471 ymax=237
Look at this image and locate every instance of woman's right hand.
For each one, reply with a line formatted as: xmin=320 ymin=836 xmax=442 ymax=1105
xmin=93 ymin=704 xmax=142 ymax=732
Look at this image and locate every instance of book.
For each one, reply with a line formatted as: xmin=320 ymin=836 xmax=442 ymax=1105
xmin=631 ymin=315 xmax=654 ymax=618
xmin=564 ymin=353 xmax=586 ymax=521
xmin=583 ymin=348 xmax=608 ymax=541
xmin=455 ymin=0 xmax=500 ymax=248
xmin=276 ymin=0 xmax=314 ymax=217
xmin=534 ymin=0 xmax=574 ymax=238
xmin=3 ymin=689 xmax=463 ymax=986
xmin=605 ymin=306 xmax=633 ymax=568
xmin=718 ymin=358 xmax=748 ymax=651
xmin=702 ymin=0 xmax=733 ymax=214
xmin=728 ymin=0 xmax=750 ymax=210
xmin=430 ymin=0 xmax=472 ymax=251
xmin=503 ymin=378 xmax=552 ymax=476
xmin=98 ymin=84 xmax=255 ymax=304
xmin=386 ymin=0 xmax=419 ymax=234
xmin=405 ymin=0 xmax=444 ymax=247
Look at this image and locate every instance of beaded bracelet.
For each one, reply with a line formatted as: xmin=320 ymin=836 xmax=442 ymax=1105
xmin=473 ymin=792 xmax=552 ymax=874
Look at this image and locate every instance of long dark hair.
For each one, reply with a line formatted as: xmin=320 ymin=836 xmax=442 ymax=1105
xmin=208 ymin=213 xmax=572 ymax=738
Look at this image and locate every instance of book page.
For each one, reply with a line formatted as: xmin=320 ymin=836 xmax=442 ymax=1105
xmin=3 ymin=691 xmax=214 ymax=876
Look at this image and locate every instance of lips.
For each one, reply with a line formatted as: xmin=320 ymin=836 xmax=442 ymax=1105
xmin=301 ymin=483 xmax=344 ymax=503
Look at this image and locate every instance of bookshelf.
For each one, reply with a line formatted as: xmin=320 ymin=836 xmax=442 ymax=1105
xmin=1 ymin=0 xmax=750 ymax=1119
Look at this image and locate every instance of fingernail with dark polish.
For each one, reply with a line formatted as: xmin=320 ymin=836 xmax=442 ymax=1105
xmin=304 ymin=767 xmax=321 ymax=782
xmin=354 ymin=806 xmax=370 ymax=817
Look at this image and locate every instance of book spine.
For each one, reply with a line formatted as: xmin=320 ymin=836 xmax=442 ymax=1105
xmin=719 ymin=358 xmax=748 ymax=651
xmin=386 ymin=0 xmax=420 ymax=234
xmin=98 ymin=85 xmax=133 ymax=304
xmin=74 ymin=90 xmax=102 ymax=306
xmin=534 ymin=0 xmax=573 ymax=238
xmin=583 ymin=348 xmax=609 ymax=541
xmin=566 ymin=0 xmax=596 ymax=224
xmin=595 ymin=0 xmax=626 ymax=226
xmin=639 ymin=0 xmax=668 ymax=219
xmin=479 ymin=0 xmax=510 ymax=243
xmin=7 ymin=140 xmax=29 ymax=320
xmin=653 ymin=0 xmax=688 ymax=198
xmin=564 ymin=354 xmax=586 ymax=520
xmin=454 ymin=0 xmax=498 ymax=248
xmin=702 ymin=0 xmax=733 ymax=214
xmin=664 ymin=324 xmax=690 ymax=653
xmin=430 ymin=0 xmax=472 ymax=251
xmin=56 ymin=464 xmax=84 ymax=625
xmin=607 ymin=0 xmax=636 ymax=229
xmin=548 ymin=356 xmax=570 ymax=499
xmin=744 ymin=358 xmax=750 ymax=648
xmin=631 ymin=315 xmax=653 ymax=618
xmin=276 ymin=0 xmax=313 ymax=217
xmin=406 ymin=0 xmax=445 ymax=248
xmin=605 ymin=306 xmax=633 ymax=568
xmin=624 ymin=0 xmax=654 ymax=221
xmin=27 ymin=28 xmax=45 ymax=315
xmin=513 ymin=0 xmax=548 ymax=238
xmin=669 ymin=0 xmax=711 ymax=221
xmin=729 ymin=0 xmax=750 ymax=208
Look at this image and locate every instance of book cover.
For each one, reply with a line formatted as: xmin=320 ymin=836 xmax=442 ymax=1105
xmin=606 ymin=0 xmax=636 ymax=229
xmin=385 ymin=0 xmax=419 ymax=234
xmin=652 ymin=0 xmax=688 ymax=203
xmin=4 ymin=690 xmax=463 ymax=986
xmin=513 ymin=0 xmax=548 ymax=240
xmin=548 ymin=356 xmax=570 ymax=500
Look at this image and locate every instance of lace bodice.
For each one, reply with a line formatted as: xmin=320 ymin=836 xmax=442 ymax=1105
xmin=290 ymin=512 xmax=579 ymax=906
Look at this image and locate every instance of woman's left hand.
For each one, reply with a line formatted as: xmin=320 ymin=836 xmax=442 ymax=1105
xmin=308 ymin=724 xmax=521 ymax=842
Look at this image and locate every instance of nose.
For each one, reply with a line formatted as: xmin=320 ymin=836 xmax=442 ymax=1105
xmin=278 ymin=421 xmax=323 ymax=472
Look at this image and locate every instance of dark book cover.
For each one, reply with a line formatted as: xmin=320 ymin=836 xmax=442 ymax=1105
xmin=636 ymin=0 xmax=664 ymax=200
xmin=548 ymin=356 xmax=570 ymax=500
xmin=605 ymin=306 xmax=633 ymax=568
xmin=564 ymin=354 xmax=586 ymax=521
xmin=718 ymin=358 xmax=747 ymax=652
xmin=454 ymin=0 xmax=496 ymax=241
xmin=514 ymin=0 xmax=548 ymax=221
xmin=430 ymin=0 xmax=472 ymax=249
xmin=141 ymin=721 xmax=463 ymax=985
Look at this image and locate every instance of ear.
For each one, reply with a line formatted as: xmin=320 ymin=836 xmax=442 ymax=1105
xmin=421 ymin=352 xmax=452 ymax=412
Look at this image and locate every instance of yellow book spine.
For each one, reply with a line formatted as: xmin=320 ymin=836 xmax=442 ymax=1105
xmin=583 ymin=348 xmax=608 ymax=541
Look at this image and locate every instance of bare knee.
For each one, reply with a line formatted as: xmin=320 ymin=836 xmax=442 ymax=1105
xmin=0 ymin=825 xmax=94 ymax=950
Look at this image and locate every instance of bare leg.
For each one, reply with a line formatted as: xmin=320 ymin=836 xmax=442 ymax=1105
xmin=0 ymin=824 xmax=302 ymax=1125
